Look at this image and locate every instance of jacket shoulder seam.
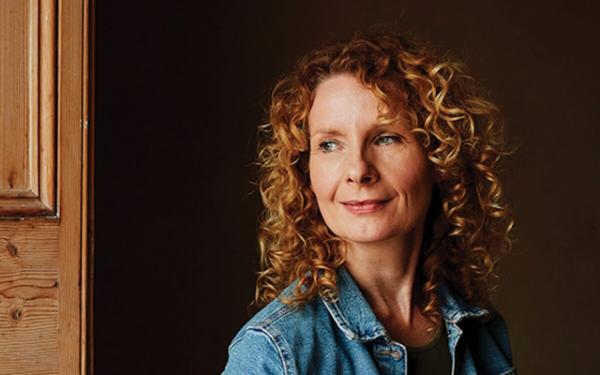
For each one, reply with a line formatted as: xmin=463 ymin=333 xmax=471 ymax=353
xmin=254 ymin=301 xmax=295 ymax=328
xmin=248 ymin=326 xmax=292 ymax=375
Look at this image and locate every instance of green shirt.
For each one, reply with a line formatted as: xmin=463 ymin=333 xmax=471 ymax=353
xmin=406 ymin=324 xmax=452 ymax=374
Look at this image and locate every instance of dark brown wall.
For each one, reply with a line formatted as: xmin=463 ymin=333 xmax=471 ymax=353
xmin=95 ymin=1 xmax=600 ymax=373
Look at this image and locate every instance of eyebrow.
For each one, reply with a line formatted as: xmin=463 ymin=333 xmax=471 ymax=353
xmin=309 ymin=129 xmax=344 ymax=139
xmin=309 ymin=122 xmax=400 ymax=139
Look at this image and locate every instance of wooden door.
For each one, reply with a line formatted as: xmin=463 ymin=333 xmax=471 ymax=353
xmin=0 ymin=0 xmax=91 ymax=374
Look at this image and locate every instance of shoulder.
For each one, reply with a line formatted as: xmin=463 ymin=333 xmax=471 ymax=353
xmin=459 ymin=303 xmax=515 ymax=370
xmin=222 ymin=282 xmax=327 ymax=374
xmin=436 ymin=282 xmax=516 ymax=370
xmin=222 ymin=326 xmax=287 ymax=374
xmin=437 ymin=280 xmax=514 ymax=361
xmin=482 ymin=304 xmax=514 ymax=361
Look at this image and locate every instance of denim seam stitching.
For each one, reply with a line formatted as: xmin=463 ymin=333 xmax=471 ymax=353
xmin=321 ymin=299 xmax=358 ymax=340
xmin=227 ymin=335 xmax=245 ymax=352
xmin=250 ymin=327 xmax=291 ymax=375
xmin=256 ymin=303 xmax=294 ymax=327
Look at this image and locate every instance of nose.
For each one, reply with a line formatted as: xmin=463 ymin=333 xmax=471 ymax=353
xmin=346 ymin=148 xmax=378 ymax=185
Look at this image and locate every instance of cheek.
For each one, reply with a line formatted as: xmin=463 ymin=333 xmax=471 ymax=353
xmin=309 ymin=158 xmax=338 ymax=201
xmin=404 ymin=158 xmax=434 ymax=204
xmin=386 ymin=151 xmax=433 ymax=200
xmin=405 ymin=163 xmax=430 ymax=190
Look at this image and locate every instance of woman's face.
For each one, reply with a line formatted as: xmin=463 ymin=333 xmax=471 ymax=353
xmin=308 ymin=74 xmax=435 ymax=246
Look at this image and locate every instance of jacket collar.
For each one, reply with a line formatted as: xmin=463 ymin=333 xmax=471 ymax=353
xmin=320 ymin=265 xmax=490 ymax=342
xmin=435 ymin=279 xmax=491 ymax=324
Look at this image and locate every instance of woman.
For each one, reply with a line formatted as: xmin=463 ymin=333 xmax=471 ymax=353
xmin=223 ymin=31 xmax=516 ymax=375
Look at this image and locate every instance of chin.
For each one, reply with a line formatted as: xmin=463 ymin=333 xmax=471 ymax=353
xmin=338 ymin=228 xmax=398 ymax=245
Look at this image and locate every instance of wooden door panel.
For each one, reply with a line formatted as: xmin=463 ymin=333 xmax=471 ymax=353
xmin=0 ymin=0 xmax=56 ymax=216
xmin=0 ymin=0 xmax=89 ymax=374
xmin=0 ymin=220 xmax=59 ymax=374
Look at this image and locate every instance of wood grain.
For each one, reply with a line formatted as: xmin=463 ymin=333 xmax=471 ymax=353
xmin=57 ymin=0 xmax=86 ymax=373
xmin=0 ymin=219 xmax=59 ymax=374
xmin=0 ymin=0 xmax=56 ymax=216
xmin=0 ymin=0 xmax=32 ymax=194
xmin=39 ymin=0 xmax=58 ymax=215
xmin=0 ymin=0 xmax=89 ymax=373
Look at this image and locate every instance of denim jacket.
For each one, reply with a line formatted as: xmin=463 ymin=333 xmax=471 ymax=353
xmin=223 ymin=265 xmax=516 ymax=374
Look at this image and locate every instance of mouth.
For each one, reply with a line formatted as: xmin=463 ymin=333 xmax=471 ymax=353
xmin=340 ymin=198 xmax=392 ymax=214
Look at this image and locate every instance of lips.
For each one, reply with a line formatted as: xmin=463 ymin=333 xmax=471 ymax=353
xmin=341 ymin=198 xmax=392 ymax=214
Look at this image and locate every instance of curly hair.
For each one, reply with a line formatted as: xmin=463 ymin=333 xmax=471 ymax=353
xmin=253 ymin=30 xmax=514 ymax=324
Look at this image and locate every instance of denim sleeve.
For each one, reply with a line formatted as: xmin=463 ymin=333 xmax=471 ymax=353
xmin=222 ymin=328 xmax=286 ymax=375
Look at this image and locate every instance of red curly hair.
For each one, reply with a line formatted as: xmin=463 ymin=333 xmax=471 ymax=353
xmin=253 ymin=30 xmax=514 ymax=324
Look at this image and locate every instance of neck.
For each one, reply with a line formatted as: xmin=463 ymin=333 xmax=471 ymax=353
xmin=342 ymin=224 xmax=425 ymax=326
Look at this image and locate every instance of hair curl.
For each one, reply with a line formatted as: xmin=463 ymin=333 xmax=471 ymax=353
xmin=253 ymin=30 xmax=514 ymax=324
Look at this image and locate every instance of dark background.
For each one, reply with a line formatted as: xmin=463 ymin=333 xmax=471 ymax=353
xmin=95 ymin=0 xmax=600 ymax=373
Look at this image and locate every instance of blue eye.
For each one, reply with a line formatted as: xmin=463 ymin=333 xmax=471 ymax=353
xmin=319 ymin=140 xmax=339 ymax=152
xmin=375 ymin=135 xmax=401 ymax=145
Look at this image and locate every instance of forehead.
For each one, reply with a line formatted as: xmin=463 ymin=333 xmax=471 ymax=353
xmin=308 ymin=74 xmax=382 ymax=132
